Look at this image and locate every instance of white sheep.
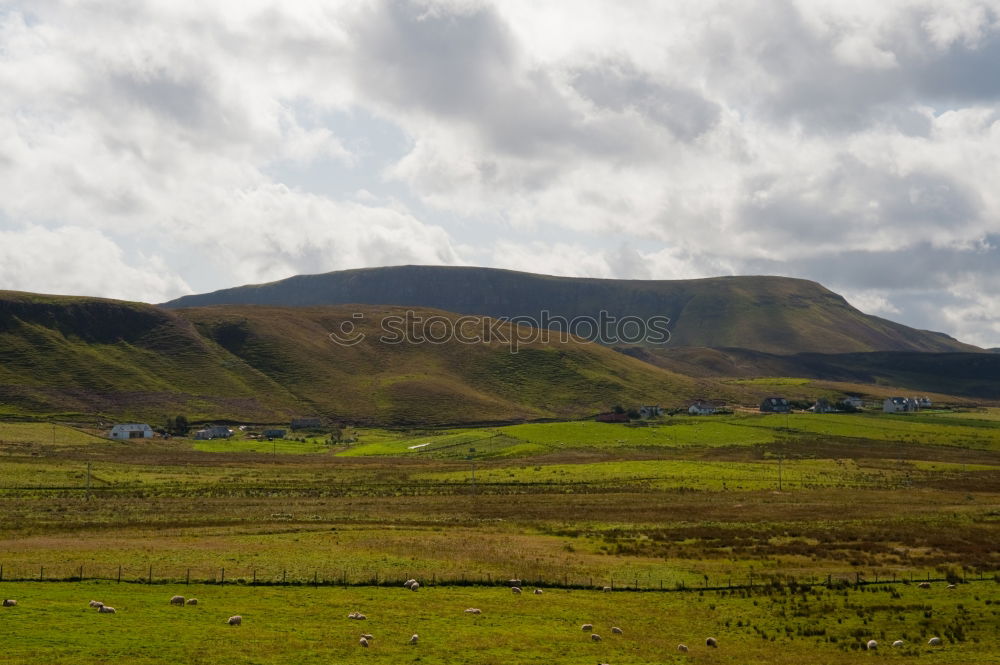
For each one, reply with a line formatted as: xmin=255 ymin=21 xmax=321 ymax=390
xmin=611 ymin=626 xmax=623 ymax=635
xmin=359 ymin=637 xmax=369 ymax=648
xmin=404 ymin=579 xmax=417 ymax=589
xmin=866 ymin=640 xmax=878 ymax=650
xmin=2 ymin=599 xmax=17 ymax=607
xmin=946 ymin=584 xmax=957 ymax=590
xmin=892 ymin=640 xmax=905 ymax=647
xmin=602 ymin=586 xmax=612 ymax=592
xmin=581 ymin=623 xmax=593 ymax=631
xmin=677 ymin=644 xmax=689 ymax=653
xmin=355 ymin=613 xmax=367 ymax=620
xmin=533 ymin=589 xmax=543 ymax=594
xmin=410 ymin=582 xmax=420 ymax=591
xmin=591 ymin=633 xmax=602 ymax=642
xmin=409 ymin=634 xmax=419 ymax=645
xmin=169 ymin=595 xmax=185 ymax=605
xmin=511 ymin=586 xmax=521 ymax=594
xmin=918 ymin=582 xmax=931 ymax=589
xmin=361 ymin=633 xmax=373 ymax=641
xmin=227 ymin=615 xmax=242 ymax=626
xmin=88 ymin=600 xmax=102 ymax=608
xmin=98 ymin=606 xmax=116 ymax=614
xmin=464 ymin=608 xmax=481 ymax=614
xmin=186 ymin=598 xmax=198 ymax=605
xmin=928 ymin=637 xmax=942 ymax=646
xmin=706 ymin=636 xmax=718 ymax=648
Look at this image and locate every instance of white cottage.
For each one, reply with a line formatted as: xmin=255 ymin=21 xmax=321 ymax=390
xmin=109 ymin=423 xmax=154 ymax=440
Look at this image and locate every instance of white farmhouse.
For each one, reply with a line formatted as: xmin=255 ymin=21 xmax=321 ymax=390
xmin=109 ymin=423 xmax=154 ymax=440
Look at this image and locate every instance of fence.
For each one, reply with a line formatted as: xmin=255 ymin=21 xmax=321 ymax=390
xmin=1 ymin=562 xmax=995 ymax=592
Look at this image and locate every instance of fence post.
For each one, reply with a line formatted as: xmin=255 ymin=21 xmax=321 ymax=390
xmin=252 ymin=569 xmax=256 ymax=586
xmin=148 ymin=565 xmax=153 ymax=584
xmin=282 ymin=569 xmax=286 ymax=584
xmin=186 ymin=569 xmax=190 ymax=585
xmin=313 ymin=571 xmax=318 ymax=587
xmin=79 ymin=565 xmax=84 ymax=581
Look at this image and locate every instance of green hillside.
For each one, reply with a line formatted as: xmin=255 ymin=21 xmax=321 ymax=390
xmin=161 ymin=265 xmax=978 ymax=354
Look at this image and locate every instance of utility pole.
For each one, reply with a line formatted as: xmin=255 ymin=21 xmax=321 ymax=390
xmin=778 ymin=453 xmax=783 ymax=492
xmin=86 ymin=462 xmax=92 ymax=500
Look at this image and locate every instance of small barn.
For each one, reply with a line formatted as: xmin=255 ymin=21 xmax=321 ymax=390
xmin=263 ymin=429 xmax=286 ymax=439
xmin=639 ymin=405 xmax=663 ymax=419
xmin=760 ymin=397 xmax=790 ymax=413
xmin=109 ymin=423 xmax=153 ymax=440
xmin=193 ymin=425 xmax=233 ymax=440
xmin=290 ymin=417 xmax=323 ymax=430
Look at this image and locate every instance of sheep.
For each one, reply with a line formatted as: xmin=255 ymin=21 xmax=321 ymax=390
xmin=706 ymin=637 xmax=718 ymax=648
xmin=98 ymin=606 xmax=116 ymax=614
xmin=355 ymin=613 xmax=367 ymax=620
xmin=946 ymin=584 xmax=957 ymax=590
xmin=602 ymin=586 xmax=612 ymax=592
xmin=533 ymin=589 xmax=543 ymax=595
xmin=2 ymin=599 xmax=17 ymax=607
xmin=359 ymin=637 xmax=369 ymax=648
xmin=581 ymin=623 xmax=593 ymax=632
xmin=361 ymin=633 xmax=373 ymax=641
xmin=186 ymin=598 xmax=198 ymax=606
xmin=88 ymin=600 xmax=103 ymax=608
xmin=348 ymin=612 xmax=358 ymax=619
xmin=464 ymin=608 xmax=481 ymax=614
xmin=591 ymin=633 xmax=602 ymax=642
xmin=918 ymin=582 xmax=931 ymax=589
xmin=866 ymin=640 xmax=878 ymax=651
xmin=677 ymin=644 xmax=689 ymax=653
xmin=928 ymin=637 xmax=942 ymax=646
xmin=404 ymin=579 xmax=417 ymax=589
xmin=409 ymin=634 xmax=419 ymax=645
xmin=410 ymin=582 xmax=420 ymax=591
xmin=169 ymin=595 xmax=185 ymax=606
xmin=227 ymin=615 xmax=242 ymax=626
xmin=611 ymin=626 xmax=623 ymax=635
xmin=511 ymin=586 xmax=522 ymax=594
xmin=892 ymin=640 xmax=905 ymax=648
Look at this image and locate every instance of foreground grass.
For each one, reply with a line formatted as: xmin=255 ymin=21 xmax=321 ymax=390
xmin=1 ymin=581 xmax=996 ymax=664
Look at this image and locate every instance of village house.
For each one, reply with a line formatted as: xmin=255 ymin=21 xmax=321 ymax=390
xmin=108 ymin=423 xmax=154 ymax=440
xmin=639 ymin=405 xmax=663 ymax=419
xmin=263 ymin=429 xmax=286 ymax=439
xmin=193 ymin=425 xmax=233 ymax=440
xmin=688 ymin=401 xmax=717 ymax=415
xmin=290 ymin=417 xmax=323 ymax=430
xmin=811 ymin=398 xmax=835 ymax=413
xmin=840 ymin=396 xmax=864 ymax=410
xmin=883 ymin=397 xmax=917 ymax=413
xmin=759 ymin=397 xmax=790 ymax=413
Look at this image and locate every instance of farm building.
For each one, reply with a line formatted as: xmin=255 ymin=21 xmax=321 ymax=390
xmin=193 ymin=425 xmax=233 ymax=440
xmin=760 ymin=397 xmax=790 ymax=413
xmin=840 ymin=396 xmax=864 ymax=410
xmin=688 ymin=401 xmax=717 ymax=415
xmin=263 ymin=429 xmax=286 ymax=439
xmin=811 ymin=398 xmax=835 ymax=413
xmin=884 ymin=397 xmax=919 ymax=413
xmin=109 ymin=423 xmax=153 ymax=440
xmin=290 ymin=417 xmax=323 ymax=430
xmin=639 ymin=405 xmax=663 ymax=419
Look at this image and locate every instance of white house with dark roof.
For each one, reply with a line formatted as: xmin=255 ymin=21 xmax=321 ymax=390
xmin=109 ymin=423 xmax=153 ymax=440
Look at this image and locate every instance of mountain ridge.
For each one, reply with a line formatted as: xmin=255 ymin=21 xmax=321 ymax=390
xmin=161 ymin=265 xmax=978 ymax=355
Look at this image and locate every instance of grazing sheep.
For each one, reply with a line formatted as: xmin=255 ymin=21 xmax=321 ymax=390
xmin=355 ymin=613 xmax=367 ymax=620
xmin=511 ymin=586 xmax=522 ymax=594
xmin=359 ymin=637 xmax=369 ymax=648
xmin=706 ymin=637 xmax=718 ymax=648
xmin=88 ymin=601 xmax=103 ymax=608
xmin=611 ymin=626 xmax=623 ymax=635
xmin=169 ymin=595 xmax=185 ymax=605
xmin=186 ymin=598 xmax=198 ymax=606
xmin=227 ymin=615 xmax=242 ymax=626
xmin=348 ymin=612 xmax=358 ymax=619
xmin=361 ymin=633 xmax=373 ymax=641
xmin=533 ymin=589 xmax=543 ymax=595
xmin=946 ymin=584 xmax=957 ymax=590
xmin=677 ymin=644 xmax=689 ymax=653
xmin=602 ymin=586 xmax=612 ymax=592
xmin=464 ymin=608 xmax=481 ymax=614
xmin=918 ymin=582 xmax=931 ymax=589
xmin=409 ymin=634 xmax=419 ymax=645
xmin=591 ymin=634 xmax=602 ymax=642
xmin=410 ymin=581 xmax=420 ymax=591
xmin=2 ymin=599 xmax=17 ymax=607
xmin=581 ymin=623 xmax=593 ymax=631
xmin=404 ymin=579 xmax=417 ymax=589
xmin=98 ymin=606 xmax=116 ymax=614
xmin=892 ymin=640 xmax=905 ymax=647
xmin=866 ymin=640 xmax=878 ymax=651
xmin=928 ymin=637 xmax=942 ymax=646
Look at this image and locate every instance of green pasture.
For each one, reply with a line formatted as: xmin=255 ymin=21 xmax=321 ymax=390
xmin=0 ymin=580 xmax=996 ymax=664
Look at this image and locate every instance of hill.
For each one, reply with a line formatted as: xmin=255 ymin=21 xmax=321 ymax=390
xmin=161 ymin=265 xmax=977 ymax=355
xmin=624 ymin=346 xmax=1000 ymax=399
xmin=0 ymin=291 xmax=712 ymax=424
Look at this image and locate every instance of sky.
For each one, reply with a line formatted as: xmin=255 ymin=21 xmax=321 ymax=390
xmin=1 ymin=0 xmax=999 ymax=347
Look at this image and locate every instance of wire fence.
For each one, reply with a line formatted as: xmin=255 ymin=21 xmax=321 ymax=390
xmin=1 ymin=562 xmax=995 ymax=592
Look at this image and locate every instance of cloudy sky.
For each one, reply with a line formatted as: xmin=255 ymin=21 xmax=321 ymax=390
xmin=1 ymin=1 xmax=999 ymax=347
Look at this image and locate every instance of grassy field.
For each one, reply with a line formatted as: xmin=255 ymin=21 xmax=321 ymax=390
xmin=1 ymin=580 xmax=997 ymax=664
xmin=1 ymin=411 xmax=998 ymax=663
